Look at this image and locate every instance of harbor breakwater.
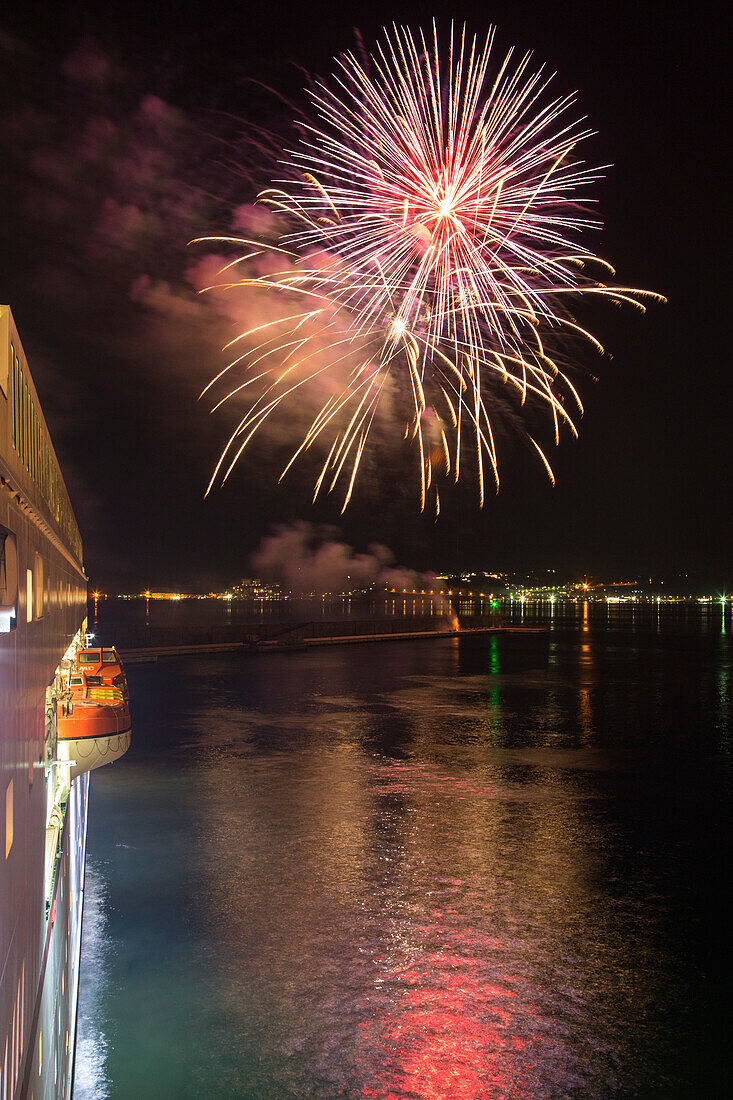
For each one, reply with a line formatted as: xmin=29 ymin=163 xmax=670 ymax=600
xmin=104 ymin=616 xmax=525 ymax=659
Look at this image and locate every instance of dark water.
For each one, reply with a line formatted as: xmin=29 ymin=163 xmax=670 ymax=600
xmin=74 ymin=612 xmax=732 ymax=1098
xmin=90 ymin=594 xmax=731 ymax=636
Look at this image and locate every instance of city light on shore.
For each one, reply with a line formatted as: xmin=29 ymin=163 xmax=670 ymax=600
xmin=101 ymin=575 xmax=732 ymax=606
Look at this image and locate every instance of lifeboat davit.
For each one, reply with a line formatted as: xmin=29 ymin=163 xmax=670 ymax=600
xmin=57 ymin=646 xmax=131 ymax=779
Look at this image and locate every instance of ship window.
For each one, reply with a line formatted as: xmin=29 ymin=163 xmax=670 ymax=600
xmin=22 ymin=378 xmax=28 ymax=466
xmin=5 ymin=779 xmax=12 ymax=858
xmin=3 ymin=341 xmax=11 ymax=399
xmin=0 ymin=527 xmax=18 ymax=632
xmin=70 ymin=677 xmax=83 ymax=686
xmin=34 ymin=554 xmax=44 ymax=620
xmin=79 ymin=650 xmax=101 ymax=664
xmin=103 ymin=649 xmax=116 ymax=662
xmin=11 ymin=349 xmax=17 ymax=447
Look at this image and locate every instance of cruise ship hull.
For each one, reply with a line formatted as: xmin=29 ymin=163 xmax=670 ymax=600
xmin=2 ymin=305 xmax=110 ymax=1100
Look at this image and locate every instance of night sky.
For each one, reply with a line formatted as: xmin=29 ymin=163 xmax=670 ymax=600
xmin=0 ymin=1 xmax=726 ymax=590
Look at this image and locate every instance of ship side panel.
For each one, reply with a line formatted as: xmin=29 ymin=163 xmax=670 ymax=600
xmin=26 ymin=773 xmax=88 ymax=1100
xmin=1 ymin=309 xmax=87 ymax=1100
xmin=2 ymin=501 xmax=87 ymax=1100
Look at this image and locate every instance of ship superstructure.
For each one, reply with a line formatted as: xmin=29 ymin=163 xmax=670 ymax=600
xmin=1 ymin=306 xmax=126 ymax=1099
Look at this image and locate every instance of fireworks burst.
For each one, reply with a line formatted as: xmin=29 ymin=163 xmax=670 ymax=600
xmin=198 ymin=23 xmax=663 ymax=512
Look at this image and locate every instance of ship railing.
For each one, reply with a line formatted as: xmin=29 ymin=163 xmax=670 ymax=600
xmin=44 ymin=800 xmax=66 ymax=917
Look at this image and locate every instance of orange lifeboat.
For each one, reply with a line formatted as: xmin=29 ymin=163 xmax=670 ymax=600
xmin=56 ymin=646 xmax=131 ymax=779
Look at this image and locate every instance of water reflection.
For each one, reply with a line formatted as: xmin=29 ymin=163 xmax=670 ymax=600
xmin=486 ymin=635 xmax=502 ymax=744
xmin=76 ymin=621 xmax=732 ymax=1097
xmin=192 ymin=736 xmax=599 ymax=1096
xmin=578 ymin=642 xmax=595 ymax=745
xmin=360 ymin=921 xmax=535 ymax=1100
xmin=717 ymin=655 xmax=731 ymax=751
xmin=183 ymin=670 xmax=655 ymax=1096
xmin=74 ymin=861 xmax=111 ymax=1100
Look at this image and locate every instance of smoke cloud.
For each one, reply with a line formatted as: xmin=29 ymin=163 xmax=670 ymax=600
xmin=251 ymin=522 xmax=455 ymax=622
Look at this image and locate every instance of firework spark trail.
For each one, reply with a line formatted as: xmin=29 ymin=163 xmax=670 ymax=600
xmin=198 ymin=22 xmax=664 ymax=512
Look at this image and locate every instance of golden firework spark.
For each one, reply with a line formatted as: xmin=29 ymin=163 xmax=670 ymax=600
xmin=198 ymin=23 xmax=664 ymax=512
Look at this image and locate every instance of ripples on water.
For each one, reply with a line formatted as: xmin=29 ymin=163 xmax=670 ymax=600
xmin=74 ymin=862 xmax=111 ymax=1100
xmin=75 ymin=613 xmax=732 ymax=1097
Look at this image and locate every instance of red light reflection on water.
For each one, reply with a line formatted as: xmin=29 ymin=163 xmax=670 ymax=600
xmin=371 ymin=759 xmax=499 ymax=801
xmin=359 ymin=927 xmax=534 ymax=1100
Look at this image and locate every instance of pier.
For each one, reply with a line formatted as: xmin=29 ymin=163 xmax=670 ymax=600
xmin=120 ymin=622 xmax=547 ymax=662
